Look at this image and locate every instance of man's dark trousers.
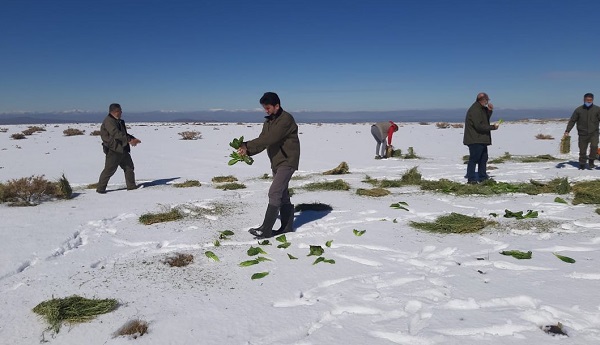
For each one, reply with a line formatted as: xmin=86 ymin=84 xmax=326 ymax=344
xmin=97 ymin=151 xmax=136 ymax=191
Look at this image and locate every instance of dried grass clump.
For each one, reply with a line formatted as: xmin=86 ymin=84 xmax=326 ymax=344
xmin=410 ymin=212 xmax=494 ymax=234
xmin=0 ymin=127 xmax=8 ymax=133
xmin=451 ymin=123 xmax=464 ymax=128
xmin=379 ymin=179 xmax=403 ymax=188
xmin=323 ymin=162 xmax=350 ymax=175
xmin=436 ymin=122 xmax=450 ymax=129
xmin=63 ymin=128 xmax=85 ymax=136
xmin=139 ymin=209 xmax=183 ymax=225
xmin=560 ymin=135 xmax=570 ymax=154
xmin=89 ymin=130 xmax=101 ymax=136
xmin=178 ymin=131 xmax=202 ymax=140
xmin=295 ymin=202 xmax=333 ymax=212
xmin=32 ymin=295 xmax=118 ymax=333
xmin=173 ymin=180 xmax=201 ymax=188
xmin=356 ymin=188 xmax=391 ymax=197
xmin=22 ymin=128 xmax=37 ymax=136
xmin=572 ymin=180 xmax=600 ymax=205
xmin=165 ymin=253 xmax=194 ymax=267
xmin=303 ymin=179 xmax=350 ymax=191
xmin=535 ymin=133 xmax=554 ymax=140
xmin=418 ymin=122 xmax=429 ymax=125
xmin=401 ymin=166 xmax=422 ymax=185
xmin=11 ymin=133 xmax=26 ymax=140
xmin=0 ymin=174 xmax=72 ymax=206
xmin=114 ymin=319 xmax=149 ymax=339
xmin=215 ymin=182 xmax=246 ymax=190
xmin=212 ymin=175 xmax=238 ymax=183
xmin=404 ymin=147 xmax=419 ymax=159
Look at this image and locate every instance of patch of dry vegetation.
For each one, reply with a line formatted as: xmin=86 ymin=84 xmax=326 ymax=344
xmin=211 ymin=175 xmax=238 ymax=183
xmin=0 ymin=174 xmax=72 ymax=206
xmin=139 ymin=209 xmax=183 ymax=225
xmin=178 ymin=131 xmax=202 ymax=140
xmin=535 ymin=133 xmax=554 ymax=140
xmin=63 ymin=128 xmax=85 ymax=136
xmin=114 ymin=319 xmax=149 ymax=339
xmin=172 ymin=180 xmax=201 ymax=188
xmin=11 ymin=133 xmax=26 ymax=140
xmin=323 ymin=162 xmax=350 ymax=175
xmin=164 ymin=253 xmax=194 ymax=267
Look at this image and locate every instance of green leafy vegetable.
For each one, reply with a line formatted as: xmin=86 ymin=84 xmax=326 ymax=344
xmin=213 ymin=239 xmax=221 ymax=247
xmin=251 ymin=272 xmax=269 ymax=280
xmin=228 ymin=137 xmax=254 ymax=165
xmin=499 ymin=250 xmax=532 ymax=259
xmin=239 ymin=259 xmax=259 ymax=267
xmin=313 ymin=257 xmax=336 ymax=265
xmin=503 ymin=209 xmax=538 ymax=220
xmin=325 ymin=240 xmax=333 ymax=247
xmin=256 ymin=256 xmax=271 ymax=262
xmin=258 ymin=240 xmax=271 ymax=245
xmin=219 ymin=230 xmax=235 ymax=240
xmin=353 ymin=229 xmax=366 ymax=236
xmin=553 ymin=252 xmax=575 ymax=263
xmin=275 ymin=234 xmax=287 ymax=243
xmin=205 ymin=251 xmax=220 ymax=262
xmin=277 ymin=242 xmax=291 ymax=249
xmin=247 ymin=246 xmax=267 ymax=256
xmin=554 ymin=197 xmax=567 ymax=204
xmin=287 ymin=253 xmax=298 ymax=260
xmin=308 ymin=245 xmax=324 ymax=256
xmin=390 ymin=201 xmax=409 ymax=211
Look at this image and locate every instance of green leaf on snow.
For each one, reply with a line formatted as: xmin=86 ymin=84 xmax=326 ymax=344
xmin=247 ymin=246 xmax=267 ymax=256
xmin=275 ymin=234 xmax=288 ymax=243
xmin=213 ymin=239 xmax=221 ymax=247
xmin=251 ymin=272 xmax=269 ymax=280
xmin=287 ymin=253 xmax=298 ymax=260
xmin=390 ymin=202 xmax=409 ymax=211
xmin=553 ymin=252 xmax=575 ymax=263
xmin=205 ymin=251 xmax=220 ymax=262
xmin=277 ymin=242 xmax=291 ymax=249
xmin=258 ymin=240 xmax=271 ymax=245
xmin=353 ymin=229 xmax=366 ymax=236
xmin=554 ymin=197 xmax=567 ymax=204
xmin=239 ymin=259 xmax=259 ymax=267
xmin=499 ymin=250 xmax=532 ymax=260
xmin=325 ymin=240 xmax=333 ymax=248
xmin=308 ymin=245 xmax=324 ymax=256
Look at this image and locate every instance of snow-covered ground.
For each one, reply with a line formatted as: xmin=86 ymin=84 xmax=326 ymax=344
xmin=1 ymin=119 xmax=599 ymax=344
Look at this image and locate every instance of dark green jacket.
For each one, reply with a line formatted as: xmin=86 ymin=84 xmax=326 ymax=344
xmin=100 ymin=114 xmax=135 ymax=154
xmin=463 ymin=102 xmax=496 ymax=145
xmin=246 ymin=109 xmax=300 ymax=170
xmin=565 ymin=104 xmax=600 ymax=137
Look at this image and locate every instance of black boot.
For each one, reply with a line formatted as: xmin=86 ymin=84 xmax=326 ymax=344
xmin=273 ymin=204 xmax=294 ymax=236
xmin=248 ymin=204 xmax=279 ymax=239
xmin=589 ymin=159 xmax=596 ymax=169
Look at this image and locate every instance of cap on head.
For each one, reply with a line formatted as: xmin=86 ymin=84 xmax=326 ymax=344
xmin=109 ymin=103 xmax=122 ymax=112
xmin=260 ymin=92 xmax=280 ymax=106
xmin=584 ymin=93 xmax=594 ymax=99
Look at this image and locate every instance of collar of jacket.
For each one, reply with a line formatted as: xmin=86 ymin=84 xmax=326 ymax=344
xmin=264 ymin=108 xmax=284 ymax=121
xmin=584 ymin=104 xmax=594 ymax=109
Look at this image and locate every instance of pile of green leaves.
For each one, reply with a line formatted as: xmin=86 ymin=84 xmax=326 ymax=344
xmin=503 ymin=209 xmax=538 ymax=219
xmin=500 ymin=250 xmax=532 ymax=259
xmin=33 ymin=295 xmax=118 ymax=333
xmin=228 ymin=136 xmax=254 ymax=165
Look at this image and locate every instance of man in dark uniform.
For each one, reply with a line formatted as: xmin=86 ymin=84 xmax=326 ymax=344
xmin=238 ymin=92 xmax=300 ymax=238
xmin=463 ymin=92 xmax=499 ymax=184
xmin=96 ymin=103 xmax=141 ymax=193
xmin=564 ymin=93 xmax=600 ymax=170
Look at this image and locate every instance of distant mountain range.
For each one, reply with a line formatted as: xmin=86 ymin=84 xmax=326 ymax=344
xmin=0 ymin=108 xmax=573 ymax=125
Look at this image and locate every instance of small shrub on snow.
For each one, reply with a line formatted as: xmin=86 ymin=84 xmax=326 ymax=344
xmin=11 ymin=133 xmax=26 ymax=140
xmin=89 ymin=130 xmax=101 ymax=136
xmin=172 ymin=180 xmax=201 ymax=188
xmin=535 ymin=133 xmax=554 ymax=140
xmin=0 ymin=174 xmax=73 ymax=206
xmin=164 ymin=253 xmax=194 ymax=267
xmin=212 ymin=175 xmax=238 ymax=183
xmin=114 ymin=319 xmax=149 ymax=339
xmin=178 ymin=131 xmax=202 ymax=140
xmin=139 ymin=209 xmax=183 ymax=225
xmin=63 ymin=128 xmax=85 ymax=136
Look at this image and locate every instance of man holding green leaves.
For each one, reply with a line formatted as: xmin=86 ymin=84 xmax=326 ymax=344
xmin=238 ymin=92 xmax=300 ymax=238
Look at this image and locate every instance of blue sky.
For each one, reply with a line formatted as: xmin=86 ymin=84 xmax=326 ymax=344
xmin=1 ymin=0 xmax=598 ymax=113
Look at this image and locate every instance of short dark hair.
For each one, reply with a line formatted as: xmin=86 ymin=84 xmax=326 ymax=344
xmin=109 ymin=103 xmax=122 ymax=112
xmin=584 ymin=93 xmax=594 ymax=99
xmin=260 ymin=92 xmax=280 ymax=106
